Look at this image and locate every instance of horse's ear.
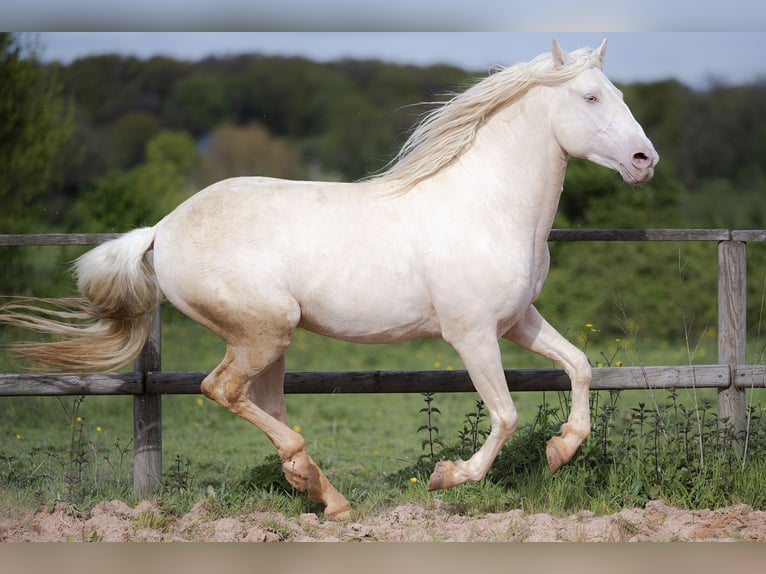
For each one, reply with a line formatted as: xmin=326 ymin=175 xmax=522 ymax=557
xmin=551 ymin=38 xmax=570 ymax=68
xmin=595 ymin=38 xmax=608 ymax=67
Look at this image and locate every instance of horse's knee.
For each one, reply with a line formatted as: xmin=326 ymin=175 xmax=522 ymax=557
xmin=571 ymin=351 xmax=592 ymax=385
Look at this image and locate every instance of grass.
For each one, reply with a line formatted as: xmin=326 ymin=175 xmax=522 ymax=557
xmin=2 ymin=309 xmax=766 ymax=521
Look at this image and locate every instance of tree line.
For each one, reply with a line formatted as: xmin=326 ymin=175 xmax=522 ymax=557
xmin=3 ymin=32 xmax=766 ymax=345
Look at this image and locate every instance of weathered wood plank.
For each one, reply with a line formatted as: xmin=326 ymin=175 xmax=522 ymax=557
xmin=548 ymin=229 xmax=731 ymax=242
xmin=0 ymin=233 xmax=121 ymax=247
xmin=133 ymin=309 xmax=162 ymax=498
xmin=144 ymin=365 xmax=729 ymax=395
xmin=0 ymin=230 xmax=736 ymax=248
xmin=732 ymin=230 xmax=766 ymax=242
xmin=0 ymin=365 xmax=732 ymax=396
xmin=734 ymin=365 xmax=766 ymax=389
xmin=592 ymin=365 xmax=729 ymax=390
xmin=718 ymin=241 xmax=748 ymax=435
xmin=0 ymin=372 xmax=141 ymax=395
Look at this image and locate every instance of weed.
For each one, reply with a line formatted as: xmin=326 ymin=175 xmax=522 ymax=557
xmin=236 ymin=453 xmax=293 ymax=495
xmin=102 ymin=436 xmax=132 ymax=488
xmin=458 ymin=399 xmax=489 ymax=459
xmin=58 ymin=396 xmax=90 ymax=503
xmin=417 ymin=392 xmax=443 ymax=461
xmin=163 ymin=454 xmax=193 ymax=493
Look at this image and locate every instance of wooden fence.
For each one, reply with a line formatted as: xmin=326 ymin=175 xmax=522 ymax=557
xmin=2 ymin=230 xmax=766 ymax=496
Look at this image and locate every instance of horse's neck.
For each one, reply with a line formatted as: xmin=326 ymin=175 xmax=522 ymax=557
xmin=460 ymin=90 xmax=567 ymax=229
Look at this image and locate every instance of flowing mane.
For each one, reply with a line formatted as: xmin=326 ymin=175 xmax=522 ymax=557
xmin=373 ymin=46 xmax=606 ymax=194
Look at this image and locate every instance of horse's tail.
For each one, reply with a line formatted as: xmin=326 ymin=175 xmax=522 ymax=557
xmin=1 ymin=227 xmax=162 ymax=372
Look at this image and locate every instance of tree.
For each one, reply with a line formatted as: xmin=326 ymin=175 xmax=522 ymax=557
xmin=73 ymin=131 xmax=199 ymax=233
xmin=0 ymin=33 xmax=72 ymax=233
xmin=163 ymin=71 xmax=231 ymax=136
xmin=108 ymin=110 xmax=162 ymax=170
xmin=200 ymin=121 xmax=305 ymax=185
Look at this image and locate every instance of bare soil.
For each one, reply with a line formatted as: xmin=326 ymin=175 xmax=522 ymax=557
xmin=2 ymin=499 xmax=766 ymax=541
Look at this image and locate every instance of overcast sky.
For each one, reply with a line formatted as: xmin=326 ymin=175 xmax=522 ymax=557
xmin=32 ymin=32 xmax=766 ymax=89
xmin=4 ymin=1 xmax=766 ymax=32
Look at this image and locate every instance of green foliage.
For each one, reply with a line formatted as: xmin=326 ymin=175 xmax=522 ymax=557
xmin=200 ymin=121 xmax=306 ymax=184
xmin=236 ymin=453 xmax=292 ymax=494
xmin=457 ymin=400 xmax=489 ymax=459
xmin=393 ymin=388 xmax=766 ymax=516
xmin=417 ymin=393 xmax=443 ymax=461
xmin=540 ymin=239 xmax=719 ymax=344
xmin=0 ymin=33 xmax=74 ymax=294
xmin=108 ymin=110 xmax=163 ymax=170
xmin=163 ymin=71 xmax=231 ymax=136
xmin=0 ymin=34 xmax=73 ymax=227
xmin=72 ymin=130 xmax=198 ymax=232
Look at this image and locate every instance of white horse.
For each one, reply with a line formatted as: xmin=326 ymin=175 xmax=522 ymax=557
xmin=2 ymin=39 xmax=657 ymax=518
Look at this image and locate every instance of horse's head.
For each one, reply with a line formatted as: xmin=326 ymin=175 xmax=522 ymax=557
xmin=549 ymin=39 xmax=659 ymax=184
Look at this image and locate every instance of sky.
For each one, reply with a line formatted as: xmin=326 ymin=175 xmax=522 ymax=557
xmin=4 ymin=2 xmax=766 ymax=88
xmin=3 ymin=0 xmax=766 ymax=32
xmin=31 ymin=32 xmax=766 ymax=89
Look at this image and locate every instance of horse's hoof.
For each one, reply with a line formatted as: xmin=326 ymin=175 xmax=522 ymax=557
xmin=546 ymin=436 xmax=566 ymax=473
xmin=428 ymin=460 xmax=454 ymax=491
xmin=324 ymin=501 xmax=352 ymax=521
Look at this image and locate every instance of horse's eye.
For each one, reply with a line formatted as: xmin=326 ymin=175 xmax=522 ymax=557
xmin=584 ymin=94 xmax=599 ymax=103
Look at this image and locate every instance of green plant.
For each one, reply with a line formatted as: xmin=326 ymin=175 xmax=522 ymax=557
xmin=457 ymin=399 xmax=489 ymax=459
xmin=417 ymin=392 xmax=443 ymax=461
xmin=162 ymin=454 xmax=193 ymax=494
xmin=59 ymin=396 xmax=90 ymax=504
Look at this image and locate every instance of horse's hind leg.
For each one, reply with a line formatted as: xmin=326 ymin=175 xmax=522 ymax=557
xmin=504 ymin=305 xmax=592 ymax=472
xmin=201 ymin=345 xmax=351 ymax=519
xmin=247 ymin=352 xmax=289 ymax=425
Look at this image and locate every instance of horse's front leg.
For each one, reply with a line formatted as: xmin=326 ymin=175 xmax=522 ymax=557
xmin=503 ymin=305 xmax=592 ymax=472
xmin=427 ymin=330 xmax=518 ymax=491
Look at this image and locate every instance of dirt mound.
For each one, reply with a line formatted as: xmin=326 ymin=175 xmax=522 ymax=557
xmin=2 ymin=499 xmax=765 ymax=542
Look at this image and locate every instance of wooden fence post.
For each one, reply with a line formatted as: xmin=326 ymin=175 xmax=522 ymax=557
xmin=132 ymin=307 xmax=162 ymax=497
xmin=718 ymin=239 xmax=747 ymax=438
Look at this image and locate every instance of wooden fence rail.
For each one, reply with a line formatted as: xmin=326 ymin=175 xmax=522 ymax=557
xmin=1 ymin=230 xmax=765 ymax=496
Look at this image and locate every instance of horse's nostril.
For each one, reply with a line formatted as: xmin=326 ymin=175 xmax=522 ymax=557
xmin=632 ymin=152 xmax=651 ymax=168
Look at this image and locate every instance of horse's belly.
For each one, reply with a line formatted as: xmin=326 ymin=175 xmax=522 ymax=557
xmin=296 ymin=289 xmax=441 ymax=344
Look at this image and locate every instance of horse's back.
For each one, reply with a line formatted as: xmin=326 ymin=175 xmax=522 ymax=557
xmin=151 ymin=177 xmax=441 ymax=343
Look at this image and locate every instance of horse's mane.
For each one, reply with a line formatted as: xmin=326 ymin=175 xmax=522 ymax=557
xmin=372 ymin=46 xmax=605 ymax=195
